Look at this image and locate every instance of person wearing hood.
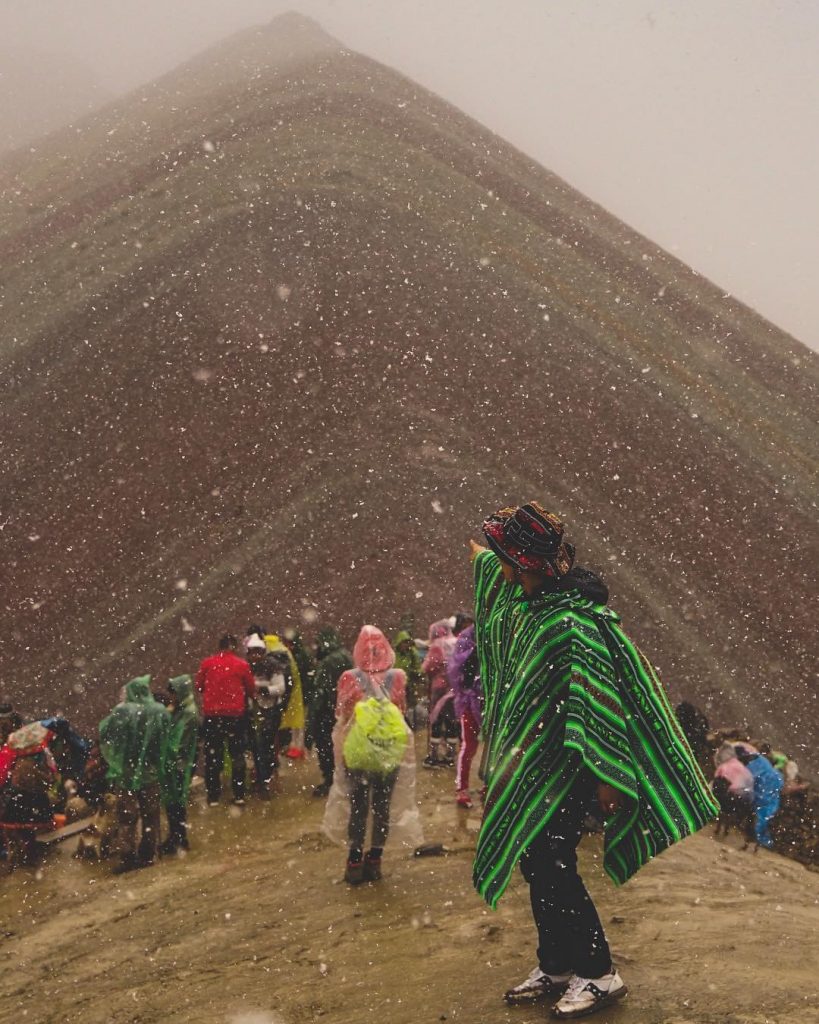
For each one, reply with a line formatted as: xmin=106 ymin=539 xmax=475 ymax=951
xmin=735 ymin=745 xmax=784 ymax=849
xmin=324 ymin=626 xmax=411 ymax=885
xmin=244 ymin=633 xmax=292 ymax=795
xmin=284 ymin=629 xmax=316 ymax=719
xmin=160 ymin=675 xmax=199 ymax=855
xmin=423 ymin=620 xmax=458 ymax=766
xmin=471 ymin=502 xmax=717 ymax=1019
xmin=99 ymin=676 xmax=171 ymax=874
xmin=309 ymin=628 xmax=353 ymax=798
xmin=393 ymin=630 xmax=425 ymax=728
xmin=447 ymin=623 xmax=482 ymax=809
xmin=39 ymin=716 xmax=92 ymax=783
xmin=264 ymin=633 xmax=307 ymax=760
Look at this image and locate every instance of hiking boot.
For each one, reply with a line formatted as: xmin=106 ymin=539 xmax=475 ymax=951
xmin=344 ymin=859 xmax=365 ymax=885
xmin=552 ymin=971 xmax=627 ymax=1018
xmin=504 ymin=966 xmax=572 ymax=1006
xmin=456 ymin=790 xmax=473 ymax=809
xmin=312 ymin=781 xmax=331 ymax=798
xmin=158 ymin=838 xmax=178 ymax=857
xmin=363 ymin=854 xmax=382 ymax=882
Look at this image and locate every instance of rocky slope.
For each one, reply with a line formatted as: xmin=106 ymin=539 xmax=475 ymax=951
xmin=0 ymin=14 xmax=816 ymax=770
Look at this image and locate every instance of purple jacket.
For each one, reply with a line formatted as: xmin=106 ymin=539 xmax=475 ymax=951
xmin=447 ymin=625 xmax=482 ymax=725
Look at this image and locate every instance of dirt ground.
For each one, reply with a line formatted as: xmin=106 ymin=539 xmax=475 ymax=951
xmin=1 ymin=743 xmax=818 ymax=1024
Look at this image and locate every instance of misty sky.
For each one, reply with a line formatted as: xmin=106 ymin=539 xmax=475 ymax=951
xmin=3 ymin=0 xmax=818 ymax=352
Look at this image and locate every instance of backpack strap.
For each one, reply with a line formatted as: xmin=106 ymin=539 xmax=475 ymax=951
xmin=352 ymin=668 xmax=394 ymax=700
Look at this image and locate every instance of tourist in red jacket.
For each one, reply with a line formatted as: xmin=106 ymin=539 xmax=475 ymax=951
xmin=195 ymin=634 xmax=255 ymax=806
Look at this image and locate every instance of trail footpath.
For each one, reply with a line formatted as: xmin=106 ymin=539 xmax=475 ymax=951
xmin=1 ymin=740 xmax=817 ymax=1024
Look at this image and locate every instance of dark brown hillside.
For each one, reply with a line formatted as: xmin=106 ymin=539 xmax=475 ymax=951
xmin=0 ymin=14 xmax=816 ymax=772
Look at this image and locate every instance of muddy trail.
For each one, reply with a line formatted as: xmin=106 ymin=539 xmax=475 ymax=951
xmin=1 ymin=741 xmax=818 ymax=1024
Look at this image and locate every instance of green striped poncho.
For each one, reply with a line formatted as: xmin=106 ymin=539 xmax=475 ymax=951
xmin=473 ymin=550 xmax=718 ymax=908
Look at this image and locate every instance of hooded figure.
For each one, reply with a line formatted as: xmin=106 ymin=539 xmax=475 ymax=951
xmin=322 ymin=625 xmax=423 ymax=884
xmin=40 ymin=716 xmax=92 ymax=782
xmin=0 ymin=723 xmax=57 ymax=841
xmin=160 ymin=675 xmax=199 ymax=854
xmin=735 ymin=746 xmax=783 ymax=849
xmin=447 ymin=623 xmax=483 ymax=807
xmin=245 ymin=633 xmax=292 ymax=794
xmin=393 ymin=629 xmax=425 ymax=722
xmin=99 ymin=676 xmax=170 ymax=873
xmin=309 ymin=628 xmax=353 ymax=797
xmin=423 ymin=620 xmax=459 ymax=764
xmin=266 ymin=634 xmax=307 ymax=759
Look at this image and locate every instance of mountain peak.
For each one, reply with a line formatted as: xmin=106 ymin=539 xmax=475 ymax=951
xmin=263 ymin=10 xmax=341 ymax=44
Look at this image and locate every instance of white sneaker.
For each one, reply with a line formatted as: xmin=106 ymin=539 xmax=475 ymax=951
xmin=503 ymin=965 xmax=572 ymax=1005
xmin=553 ymin=971 xmax=627 ymax=1018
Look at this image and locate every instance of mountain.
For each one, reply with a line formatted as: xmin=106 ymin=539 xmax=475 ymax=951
xmin=0 ymin=48 xmax=108 ymax=155
xmin=0 ymin=13 xmax=816 ymax=771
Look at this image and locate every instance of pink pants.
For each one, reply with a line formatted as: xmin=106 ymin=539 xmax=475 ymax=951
xmin=456 ymin=710 xmax=480 ymax=792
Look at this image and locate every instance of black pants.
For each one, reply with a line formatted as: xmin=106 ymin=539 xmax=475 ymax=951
xmin=202 ymin=716 xmax=248 ymax=803
xmin=314 ymin=713 xmax=335 ymax=786
xmin=251 ymin=707 xmax=283 ymax=786
xmin=166 ymin=802 xmax=189 ymax=849
xmin=347 ymin=770 xmax=398 ymax=851
xmin=519 ymin=773 xmax=612 ymax=979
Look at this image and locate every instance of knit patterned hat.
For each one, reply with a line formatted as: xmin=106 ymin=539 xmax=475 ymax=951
xmin=482 ymin=501 xmax=575 ymax=577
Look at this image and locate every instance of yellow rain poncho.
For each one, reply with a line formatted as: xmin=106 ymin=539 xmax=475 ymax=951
xmin=264 ymin=634 xmax=305 ymax=730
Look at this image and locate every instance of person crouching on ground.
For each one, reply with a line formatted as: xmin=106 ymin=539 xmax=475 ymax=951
xmin=322 ymin=625 xmax=422 ymax=884
xmin=471 ymin=502 xmax=718 ymax=1019
xmin=99 ymin=676 xmax=170 ymax=875
xmin=160 ymin=675 xmax=199 ymax=855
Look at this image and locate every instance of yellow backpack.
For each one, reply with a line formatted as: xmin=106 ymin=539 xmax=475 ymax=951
xmin=343 ymin=670 xmax=408 ymax=775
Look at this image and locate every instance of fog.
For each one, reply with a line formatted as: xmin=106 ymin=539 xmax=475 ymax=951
xmin=1 ymin=0 xmax=818 ymax=352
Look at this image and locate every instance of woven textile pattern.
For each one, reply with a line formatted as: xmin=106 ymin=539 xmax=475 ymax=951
xmin=473 ymin=550 xmax=718 ymax=908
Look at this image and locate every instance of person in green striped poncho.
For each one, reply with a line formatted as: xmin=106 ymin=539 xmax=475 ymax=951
xmin=471 ymin=502 xmax=718 ymax=1020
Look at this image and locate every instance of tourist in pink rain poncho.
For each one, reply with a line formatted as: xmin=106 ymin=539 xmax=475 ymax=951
xmin=322 ymin=625 xmax=423 ymax=885
xmin=423 ymin=619 xmax=458 ymax=766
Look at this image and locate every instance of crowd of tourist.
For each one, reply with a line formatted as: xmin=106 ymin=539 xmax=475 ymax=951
xmin=0 ymin=614 xmax=481 ymax=878
xmin=1 ymin=499 xmax=816 ymax=1020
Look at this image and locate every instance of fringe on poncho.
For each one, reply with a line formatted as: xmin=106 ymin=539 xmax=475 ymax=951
xmin=473 ymin=550 xmax=718 ymax=908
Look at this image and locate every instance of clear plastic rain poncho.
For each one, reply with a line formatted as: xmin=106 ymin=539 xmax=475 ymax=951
xmin=99 ymin=676 xmax=171 ymax=792
xmin=322 ymin=626 xmax=424 ymax=851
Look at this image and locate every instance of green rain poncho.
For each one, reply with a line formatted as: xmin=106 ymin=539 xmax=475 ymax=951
xmin=393 ymin=630 xmax=424 ymax=707
xmin=310 ymin=629 xmax=353 ymax=726
xmin=162 ymin=675 xmax=199 ymax=807
xmin=473 ymin=550 xmax=718 ymax=909
xmin=99 ymin=676 xmax=171 ymax=792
